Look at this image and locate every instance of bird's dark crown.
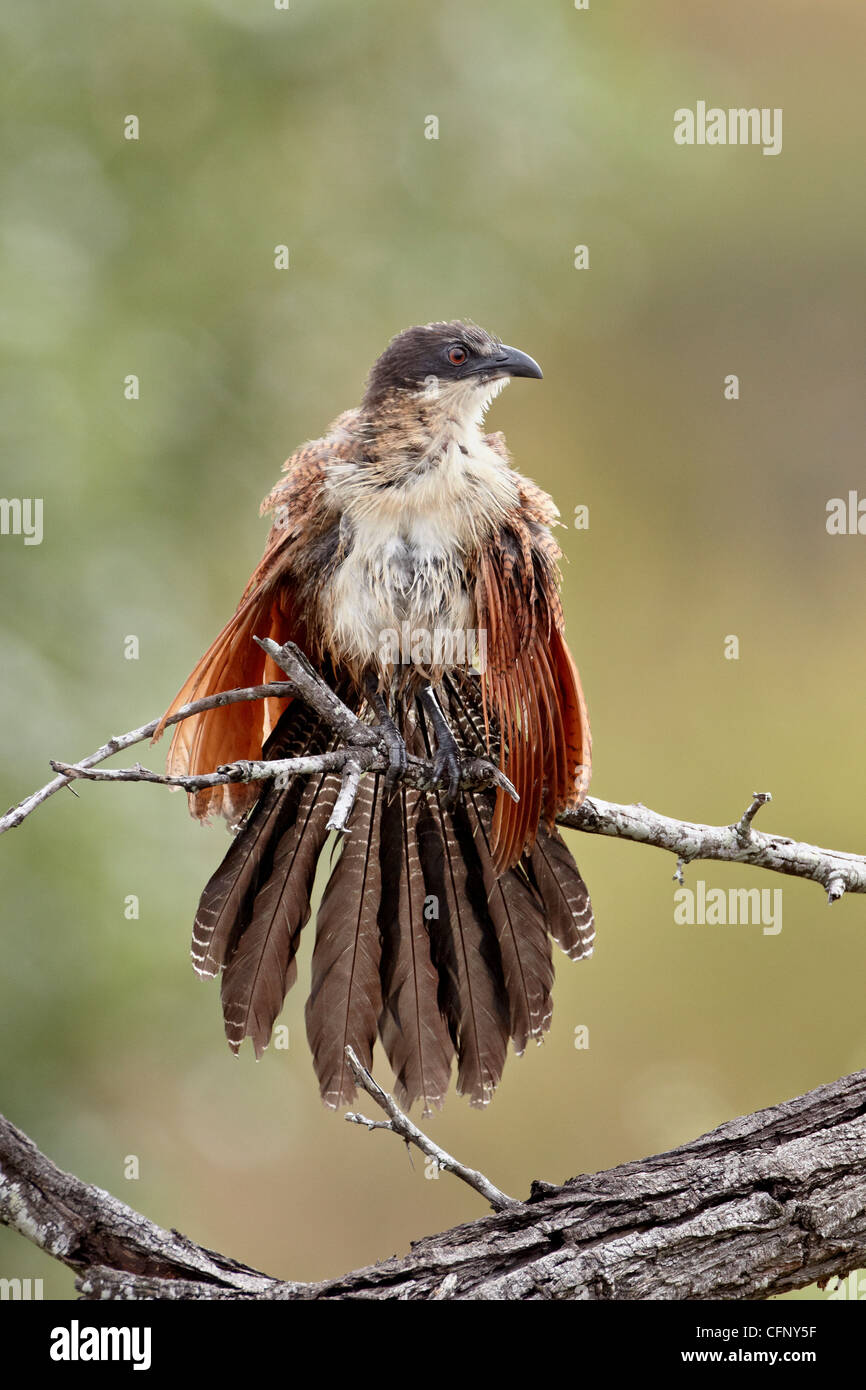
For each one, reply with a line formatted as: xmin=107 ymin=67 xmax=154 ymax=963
xmin=362 ymin=321 xmax=505 ymax=406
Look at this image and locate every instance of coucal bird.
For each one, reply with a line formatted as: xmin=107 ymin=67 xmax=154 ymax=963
xmin=158 ymin=321 xmax=593 ymax=1112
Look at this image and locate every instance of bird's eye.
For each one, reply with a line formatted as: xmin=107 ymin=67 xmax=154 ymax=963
xmin=448 ymin=346 xmax=467 ymax=365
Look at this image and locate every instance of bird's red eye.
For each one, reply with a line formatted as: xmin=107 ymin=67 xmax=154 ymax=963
xmin=448 ymin=346 xmax=467 ymax=365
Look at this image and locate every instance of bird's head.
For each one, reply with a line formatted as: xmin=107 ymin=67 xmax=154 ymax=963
xmin=362 ymin=320 xmax=543 ymax=428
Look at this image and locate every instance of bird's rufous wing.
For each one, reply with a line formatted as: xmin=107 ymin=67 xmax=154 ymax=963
xmin=475 ymin=452 xmax=591 ymax=874
xmin=153 ymin=427 xmax=345 ymax=824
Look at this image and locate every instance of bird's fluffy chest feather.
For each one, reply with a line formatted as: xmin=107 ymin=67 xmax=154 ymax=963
xmin=322 ymin=435 xmax=517 ymax=675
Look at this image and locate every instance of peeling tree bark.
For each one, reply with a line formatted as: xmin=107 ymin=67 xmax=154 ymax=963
xmin=3 ymin=1069 xmax=866 ymax=1300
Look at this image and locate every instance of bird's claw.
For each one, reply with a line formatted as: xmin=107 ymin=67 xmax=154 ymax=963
xmin=380 ymin=727 xmax=408 ymax=795
xmin=432 ymin=747 xmax=462 ymax=806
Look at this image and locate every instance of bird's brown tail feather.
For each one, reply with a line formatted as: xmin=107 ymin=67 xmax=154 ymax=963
xmin=191 ymin=676 xmax=593 ymax=1109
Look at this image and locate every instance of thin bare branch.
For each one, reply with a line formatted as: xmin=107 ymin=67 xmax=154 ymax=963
xmin=327 ymin=756 xmax=371 ymax=834
xmin=3 ymin=643 xmax=864 ymax=906
xmin=0 ymin=682 xmax=295 ymax=836
xmin=254 ymin=637 xmax=377 ymax=747
xmin=563 ymin=796 xmax=866 ymax=904
xmin=735 ymin=790 xmax=773 ymax=842
xmin=47 ymin=748 xmax=506 ymax=800
xmin=343 ymin=1046 xmax=520 ymax=1212
xmin=50 ymin=752 xmax=357 ymax=793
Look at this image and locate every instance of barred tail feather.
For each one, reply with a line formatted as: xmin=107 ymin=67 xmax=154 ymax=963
xmin=377 ymin=787 xmax=454 ymax=1114
xmin=416 ymin=795 xmax=510 ymax=1107
xmin=305 ymin=773 xmax=384 ymax=1107
xmin=220 ymin=769 xmax=339 ymax=1058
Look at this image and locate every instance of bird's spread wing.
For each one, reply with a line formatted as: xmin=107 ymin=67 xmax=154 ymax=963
xmin=475 ymin=462 xmax=591 ymax=873
xmin=153 ymin=419 xmax=353 ymax=824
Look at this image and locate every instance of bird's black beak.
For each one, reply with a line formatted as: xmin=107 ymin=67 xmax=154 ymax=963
xmin=490 ymin=343 xmax=543 ymax=380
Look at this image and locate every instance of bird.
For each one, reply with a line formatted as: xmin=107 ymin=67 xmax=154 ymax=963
xmin=157 ymin=320 xmax=593 ymax=1113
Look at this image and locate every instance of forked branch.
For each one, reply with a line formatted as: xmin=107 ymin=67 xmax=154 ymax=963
xmin=3 ymin=639 xmax=864 ymax=904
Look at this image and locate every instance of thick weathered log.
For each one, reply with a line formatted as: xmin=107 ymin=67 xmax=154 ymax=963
xmin=3 ymin=1069 xmax=865 ymax=1300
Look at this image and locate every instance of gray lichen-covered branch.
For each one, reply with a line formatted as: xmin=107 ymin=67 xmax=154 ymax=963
xmin=2 ymin=639 xmax=865 ymax=902
xmin=3 ymin=1068 xmax=866 ymax=1300
xmin=560 ymin=794 xmax=866 ymax=904
xmin=343 ymin=1046 xmax=520 ymax=1212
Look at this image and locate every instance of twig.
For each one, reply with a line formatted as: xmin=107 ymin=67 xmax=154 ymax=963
xmin=563 ymin=796 xmax=866 ymax=905
xmin=327 ymin=757 xmax=371 ymax=834
xmin=49 ymin=752 xmax=352 ymax=792
xmin=342 ymin=1047 xmax=520 ymax=1212
xmin=47 ymin=749 xmax=510 ymax=800
xmin=3 ymin=646 xmax=865 ymax=906
xmin=258 ymin=639 xmax=518 ymax=802
xmin=254 ymin=638 xmax=377 ymax=747
xmin=0 ymin=682 xmax=295 ymax=835
xmin=735 ymin=791 xmax=773 ymax=842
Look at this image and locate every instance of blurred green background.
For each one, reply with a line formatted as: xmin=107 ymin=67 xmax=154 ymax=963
xmin=1 ymin=0 xmax=864 ymax=1300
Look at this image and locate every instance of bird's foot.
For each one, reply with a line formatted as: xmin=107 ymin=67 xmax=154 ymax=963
xmin=431 ymin=744 xmax=462 ymax=806
xmin=379 ymin=722 xmax=408 ymax=795
xmin=460 ymin=756 xmax=519 ymax=802
xmin=364 ymin=677 xmax=408 ymax=795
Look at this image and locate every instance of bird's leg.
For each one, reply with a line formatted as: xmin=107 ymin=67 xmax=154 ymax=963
xmin=364 ymin=674 xmax=407 ymax=794
xmin=420 ymin=685 xmax=463 ymax=805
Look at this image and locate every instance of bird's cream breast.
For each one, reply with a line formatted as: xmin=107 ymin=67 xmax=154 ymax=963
xmin=322 ymin=435 xmax=516 ymax=674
